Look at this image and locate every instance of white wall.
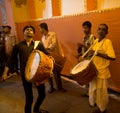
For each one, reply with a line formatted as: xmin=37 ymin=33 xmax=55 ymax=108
xmin=43 ymin=0 xmax=52 ymax=18
xmin=61 ymin=0 xmax=86 ymax=16
xmin=97 ymin=0 xmax=120 ymax=10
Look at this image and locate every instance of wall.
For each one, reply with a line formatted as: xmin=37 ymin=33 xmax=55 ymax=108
xmin=1 ymin=0 xmax=120 ymax=35
xmin=11 ymin=0 xmax=29 ymax=23
xmin=0 ymin=0 xmax=16 ymax=35
xmin=61 ymin=0 xmax=86 ymax=15
xmin=34 ymin=0 xmax=45 ymax=18
xmin=0 ymin=0 xmax=6 ymax=25
xmin=97 ymin=0 xmax=120 ymax=9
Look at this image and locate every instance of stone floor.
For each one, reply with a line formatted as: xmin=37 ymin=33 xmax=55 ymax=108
xmin=0 ymin=75 xmax=120 ymax=113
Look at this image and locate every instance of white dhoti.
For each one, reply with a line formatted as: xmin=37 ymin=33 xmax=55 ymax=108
xmin=89 ymin=77 xmax=108 ymax=112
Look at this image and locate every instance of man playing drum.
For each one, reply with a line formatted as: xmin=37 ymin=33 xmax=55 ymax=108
xmin=77 ymin=21 xmax=96 ymax=60
xmin=39 ymin=22 xmax=65 ymax=93
xmin=77 ymin=21 xmax=96 ymax=97
xmin=89 ymin=24 xmax=116 ymax=113
xmin=2 ymin=25 xmax=49 ymax=113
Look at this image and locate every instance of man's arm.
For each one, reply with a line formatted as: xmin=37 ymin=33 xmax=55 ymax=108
xmin=97 ymin=39 xmax=116 ymax=61
xmin=96 ymin=52 xmax=116 ymax=60
xmin=2 ymin=44 xmax=19 ymax=80
xmin=37 ymin=42 xmax=49 ymax=55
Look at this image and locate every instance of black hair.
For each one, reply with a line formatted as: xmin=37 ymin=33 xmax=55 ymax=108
xmin=99 ymin=23 xmax=108 ymax=34
xmin=39 ymin=22 xmax=48 ymax=31
xmin=82 ymin=21 xmax=92 ymax=29
xmin=3 ymin=25 xmax=11 ymax=29
xmin=23 ymin=25 xmax=35 ymax=33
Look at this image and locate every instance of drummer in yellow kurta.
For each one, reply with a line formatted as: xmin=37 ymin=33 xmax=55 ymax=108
xmin=89 ymin=24 xmax=116 ymax=113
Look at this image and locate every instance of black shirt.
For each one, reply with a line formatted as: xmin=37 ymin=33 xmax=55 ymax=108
xmin=7 ymin=40 xmax=48 ymax=73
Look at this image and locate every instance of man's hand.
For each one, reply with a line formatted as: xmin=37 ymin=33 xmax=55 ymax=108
xmin=1 ymin=73 xmax=7 ymax=81
xmin=1 ymin=66 xmax=9 ymax=81
xmin=78 ymin=56 xmax=84 ymax=62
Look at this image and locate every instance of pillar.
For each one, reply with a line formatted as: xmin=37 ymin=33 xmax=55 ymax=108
xmin=51 ymin=0 xmax=61 ymax=16
xmin=86 ymin=0 xmax=97 ymax=11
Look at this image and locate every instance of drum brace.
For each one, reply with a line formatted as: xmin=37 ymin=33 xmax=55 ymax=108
xmin=34 ymin=41 xmax=40 ymax=49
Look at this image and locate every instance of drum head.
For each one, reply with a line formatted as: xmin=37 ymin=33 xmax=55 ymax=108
xmin=70 ymin=60 xmax=90 ymax=74
xmin=29 ymin=52 xmax=40 ymax=79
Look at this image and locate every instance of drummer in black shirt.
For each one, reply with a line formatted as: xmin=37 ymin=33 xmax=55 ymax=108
xmin=2 ymin=25 xmax=49 ymax=113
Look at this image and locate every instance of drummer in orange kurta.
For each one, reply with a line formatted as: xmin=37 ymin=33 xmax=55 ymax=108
xmin=89 ymin=24 xmax=116 ymax=113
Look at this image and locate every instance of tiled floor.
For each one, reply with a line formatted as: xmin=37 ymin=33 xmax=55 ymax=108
xmin=0 ymin=75 xmax=120 ymax=113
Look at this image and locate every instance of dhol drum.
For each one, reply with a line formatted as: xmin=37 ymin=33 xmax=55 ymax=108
xmin=25 ymin=50 xmax=54 ymax=83
xmin=49 ymin=52 xmax=66 ymax=73
xmin=70 ymin=60 xmax=97 ymax=85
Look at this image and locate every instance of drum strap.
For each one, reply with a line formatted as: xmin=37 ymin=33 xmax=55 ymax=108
xmin=82 ymin=39 xmax=105 ymax=62
xmin=34 ymin=41 xmax=40 ymax=49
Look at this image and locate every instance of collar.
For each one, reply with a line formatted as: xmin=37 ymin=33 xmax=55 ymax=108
xmin=44 ymin=32 xmax=51 ymax=38
xmin=23 ymin=39 xmax=34 ymax=45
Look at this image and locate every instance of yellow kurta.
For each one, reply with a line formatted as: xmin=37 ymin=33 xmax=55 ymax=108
xmin=89 ymin=38 xmax=115 ymax=112
xmin=92 ymin=38 xmax=115 ymax=78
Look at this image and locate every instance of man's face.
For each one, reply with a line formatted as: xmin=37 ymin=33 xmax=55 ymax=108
xmin=39 ymin=27 xmax=44 ymax=34
xmin=4 ymin=27 xmax=11 ymax=34
xmin=97 ymin=25 xmax=107 ymax=39
xmin=24 ymin=27 xmax=34 ymax=37
xmin=0 ymin=26 xmax=4 ymax=34
xmin=82 ymin=26 xmax=91 ymax=34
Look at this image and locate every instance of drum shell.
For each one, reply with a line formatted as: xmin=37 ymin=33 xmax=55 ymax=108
xmin=30 ymin=64 xmax=52 ymax=83
xmin=25 ymin=50 xmax=53 ymax=83
xmin=50 ymin=52 xmax=66 ymax=73
xmin=71 ymin=62 xmax=97 ymax=85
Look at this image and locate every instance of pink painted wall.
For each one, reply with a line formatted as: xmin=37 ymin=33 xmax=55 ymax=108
xmin=4 ymin=0 xmax=16 ymax=35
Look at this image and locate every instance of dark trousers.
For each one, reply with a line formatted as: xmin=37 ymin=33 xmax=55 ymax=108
xmin=49 ymin=69 xmax=62 ymax=90
xmin=0 ymin=46 xmax=6 ymax=76
xmin=53 ymin=69 xmax=62 ymax=89
xmin=21 ymin=74 xmax=46 ymax=113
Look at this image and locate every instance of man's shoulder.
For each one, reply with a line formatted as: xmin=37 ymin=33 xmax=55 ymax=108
xmin=104 ymin=38 xmax=112 ymax=44
xmin=19 ymin=40 xmax=25 ymax=43
xmin=17 ymin=40 xmax=26 ymax=46
xmin=48 ymin=32 xmax=56 ymax=35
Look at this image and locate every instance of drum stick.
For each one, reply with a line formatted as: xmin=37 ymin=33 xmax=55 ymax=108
xmin=89 ymin=39 xmax=105 ymax=62
xmin=82 ymin=39 xmax=105 ymax=61
xmin=81 ymin=45 xmax=92 ymax=58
